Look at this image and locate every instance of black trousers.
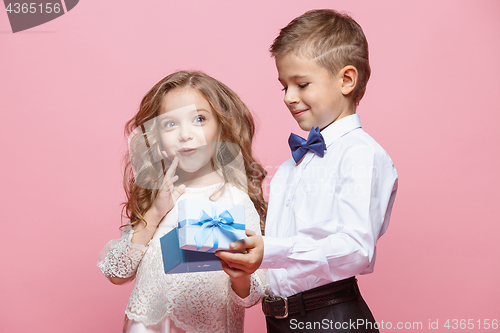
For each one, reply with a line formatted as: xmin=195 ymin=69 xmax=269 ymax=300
xmin=265 ymin=283 xmax=379 ymax=333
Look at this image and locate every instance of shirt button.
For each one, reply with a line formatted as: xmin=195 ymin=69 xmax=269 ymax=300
xmin=285 ymin=200 xmax=290 ymax=206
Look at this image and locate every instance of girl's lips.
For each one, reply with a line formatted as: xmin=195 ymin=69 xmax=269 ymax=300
xmin=178 ymin=148 xmax=197 ymax=156
xmin=293 ymin=109 xmax=308 ymax=118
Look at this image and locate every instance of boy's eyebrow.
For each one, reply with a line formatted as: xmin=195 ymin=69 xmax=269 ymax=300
xmin=278 ymin=75 xmax=308 ymax=82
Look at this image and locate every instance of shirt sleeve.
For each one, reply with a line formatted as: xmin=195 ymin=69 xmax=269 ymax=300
xmin=97 ymin=226 xmax=149 ymax=280
xmin=261 ymin=144 xmax=398 ymax=281
xmin=228 ymin=193 xmax=267 ymax=307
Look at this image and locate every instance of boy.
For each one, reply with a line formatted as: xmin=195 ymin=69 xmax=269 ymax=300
xmin=217 ymin=9 xmax=398 ymax=333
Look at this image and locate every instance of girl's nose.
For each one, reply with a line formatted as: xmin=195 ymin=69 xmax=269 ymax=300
xmin=178 ymin=126 xmax=193 ymax=142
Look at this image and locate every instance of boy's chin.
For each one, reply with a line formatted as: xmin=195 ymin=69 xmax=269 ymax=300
xmin=296 ymin=121 xmax=318 ymax=132
xmin=297 ymin=118 xmax=336 ymax=131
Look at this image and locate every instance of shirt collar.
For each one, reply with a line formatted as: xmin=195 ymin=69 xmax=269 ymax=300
xmin=320 ymin=114 xmax=362 ymax=148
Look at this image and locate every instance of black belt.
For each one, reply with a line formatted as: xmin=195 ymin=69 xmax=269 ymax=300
xmin=262 ymin=277 xmax=359 ymax=319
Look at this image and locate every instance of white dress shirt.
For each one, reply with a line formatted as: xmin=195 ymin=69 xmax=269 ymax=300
xmin=261 ymin=114 xmax=398 ymax=297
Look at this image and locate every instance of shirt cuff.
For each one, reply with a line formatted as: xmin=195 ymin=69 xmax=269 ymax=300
xmin=260 ymin=236 xmax=293 ymax=269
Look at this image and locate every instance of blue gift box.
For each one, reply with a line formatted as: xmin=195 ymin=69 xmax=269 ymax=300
xmin=160 ymin=227 xmax=222 ymax=274
xmin=177 ymin=199 xmax=247 ymax=252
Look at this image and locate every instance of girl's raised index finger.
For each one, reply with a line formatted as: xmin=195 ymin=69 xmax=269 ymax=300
xmin=166 ymin=175 xmax=179 ymax=188
xmin=165 ymin=156 xmax=179 ymax=179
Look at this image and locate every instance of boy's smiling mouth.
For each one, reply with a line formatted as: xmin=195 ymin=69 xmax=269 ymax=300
xmin=292 ymin=109 xmax=308 ymax=117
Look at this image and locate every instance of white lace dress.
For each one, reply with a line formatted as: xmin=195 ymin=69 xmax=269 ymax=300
xmin=98 ymin=183 xmax=265 ymax=333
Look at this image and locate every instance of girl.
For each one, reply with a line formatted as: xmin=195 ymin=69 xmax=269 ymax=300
xmin=98 ymin=71 xmax=267 ymax=333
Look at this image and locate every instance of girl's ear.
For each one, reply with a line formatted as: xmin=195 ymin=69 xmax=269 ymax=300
xmin=339 ymin=65 xmax=358 ymax=96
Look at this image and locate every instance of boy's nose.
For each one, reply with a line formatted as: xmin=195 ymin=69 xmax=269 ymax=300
xmin=284 ymin=88 xmax=299 ymax=105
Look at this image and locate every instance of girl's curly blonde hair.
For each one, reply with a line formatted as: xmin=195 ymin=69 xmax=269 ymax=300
xmin=122 ymin=71 xmax=267 ymax=234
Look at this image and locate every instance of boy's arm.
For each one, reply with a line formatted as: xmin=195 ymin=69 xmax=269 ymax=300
xmin=220 ymin=144 xmax=398 ymax=282
xmin=263 ymin=144 xmax=398 ymax=281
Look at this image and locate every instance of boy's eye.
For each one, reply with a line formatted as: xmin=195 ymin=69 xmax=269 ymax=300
xmin=298 ymin=83 xmax=309 ymax=89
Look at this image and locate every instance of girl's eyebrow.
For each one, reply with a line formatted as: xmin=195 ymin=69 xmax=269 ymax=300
xmin=158 ymin=113 xmax=173 ymax=120
xmin=159 ymin=106 xmax=209 ymax=118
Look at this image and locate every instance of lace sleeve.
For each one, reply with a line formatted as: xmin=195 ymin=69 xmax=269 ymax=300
xmin=229 ymin=269 xmax=267 ymax=308
xmin=97 ymin=226 xmax=149 ymax=280
xmin=228 ymin=194 xmax=267 ymax=307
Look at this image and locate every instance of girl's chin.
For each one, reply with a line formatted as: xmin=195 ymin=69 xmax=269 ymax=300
xmin=177 ymin=164 xmax=201 ymax=173
xmin=177 ymin=162 xmax=210 ymax=174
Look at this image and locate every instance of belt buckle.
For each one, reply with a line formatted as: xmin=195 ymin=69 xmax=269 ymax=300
xmin=273 ymin=295 xmax=288 ymax=319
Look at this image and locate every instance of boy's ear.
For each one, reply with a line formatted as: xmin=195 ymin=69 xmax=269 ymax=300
xmin=339 ymin=65 xmax=358 ymax=96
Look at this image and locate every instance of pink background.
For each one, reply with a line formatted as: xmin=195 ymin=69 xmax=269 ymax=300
xmin=1 ymin=0 xmax=499 ymax=332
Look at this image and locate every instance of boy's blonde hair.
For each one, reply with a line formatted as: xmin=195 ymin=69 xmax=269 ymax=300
xmin=270 ymin=9 xmax=371 ymax=106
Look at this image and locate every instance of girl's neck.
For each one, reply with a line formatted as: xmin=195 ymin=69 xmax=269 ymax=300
xmin=177 ymin=167 xmax=223 ymax=188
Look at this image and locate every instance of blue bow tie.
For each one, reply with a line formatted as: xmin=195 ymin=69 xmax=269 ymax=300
xmin=288 ymin=127 xmax=327 ymax=163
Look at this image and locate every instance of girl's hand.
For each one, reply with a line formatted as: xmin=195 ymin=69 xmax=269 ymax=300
xmin=220 ymin=260 xmax=251 ymax=298
xmin=215 ymin=230 xmax=263 ymax=275
xmin=219 ymin=230 xmax=259 ymax=298
xmin=145 ymin=156 xmax=186 ymax=228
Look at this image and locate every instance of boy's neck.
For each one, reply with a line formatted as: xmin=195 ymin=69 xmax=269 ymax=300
xmin=320 ymin=105 xmax=356 ymax=131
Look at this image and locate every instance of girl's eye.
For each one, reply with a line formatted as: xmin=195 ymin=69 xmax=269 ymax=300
xmin=298 ymin=83 xmax=309 ymax=89
xmin=193 ymin=116 xmax=205 ymax=124
xmin=281 ymin=86 xmax=288 ymax=92
xmin=163 ymin=121 xmax=176 ymax=129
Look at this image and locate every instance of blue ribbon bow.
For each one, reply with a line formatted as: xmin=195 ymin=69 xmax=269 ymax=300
xmin=288 ymin=127 xmax=327 ymax=163
xmin=178 ymin=203 xmax=247 ymax=252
